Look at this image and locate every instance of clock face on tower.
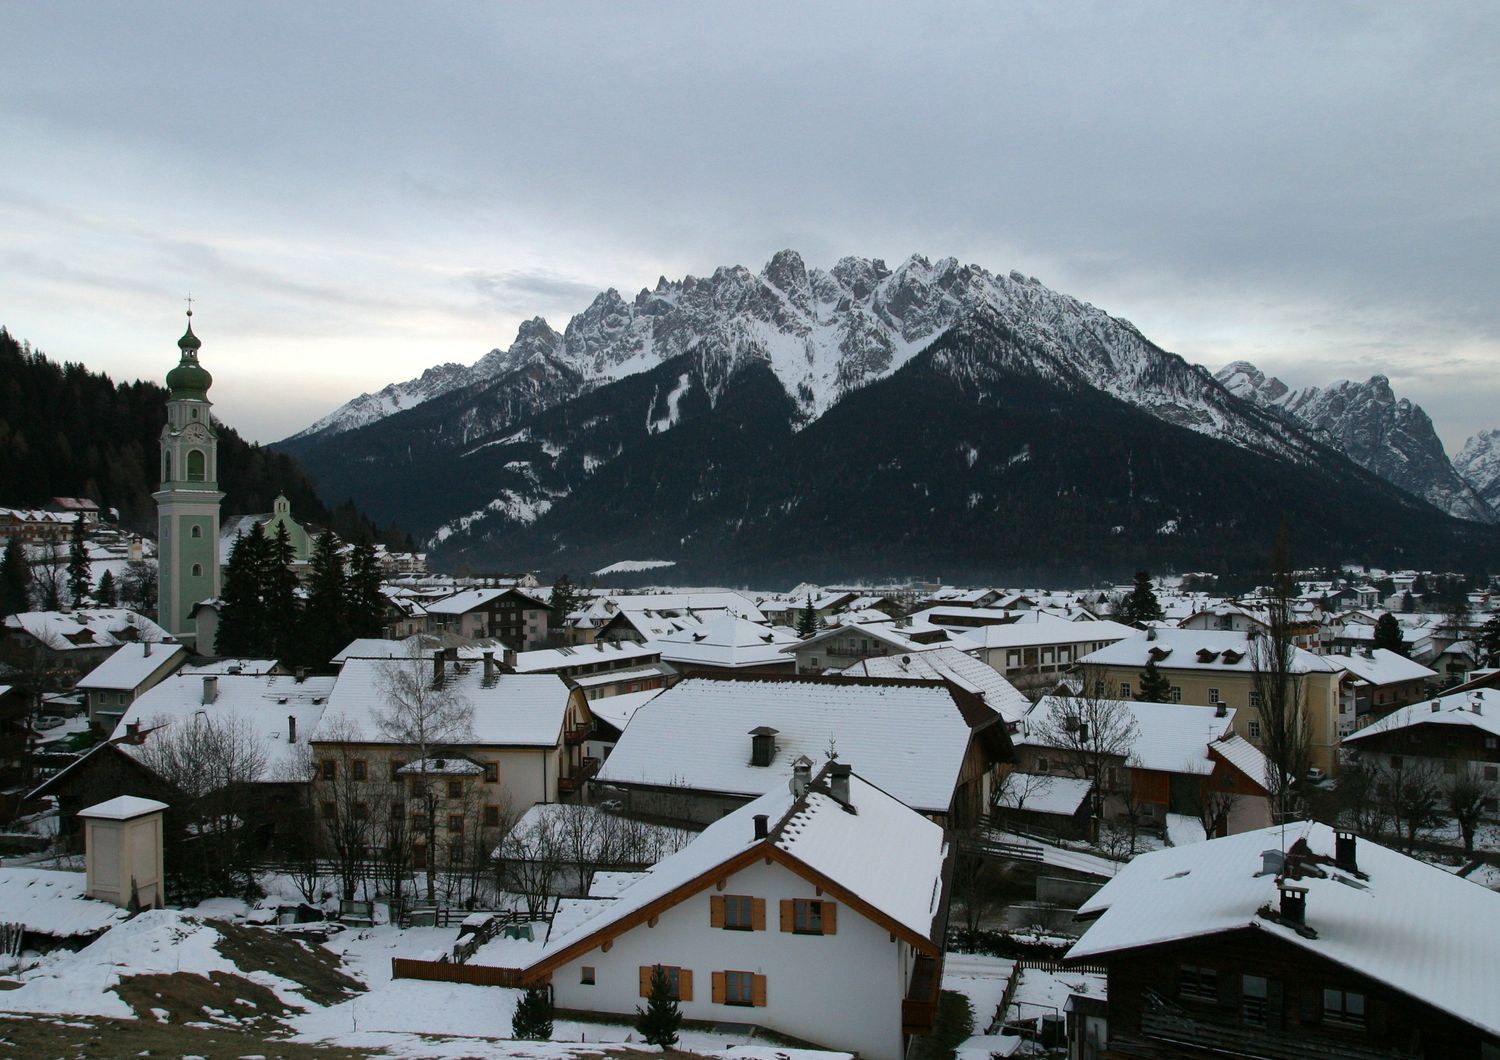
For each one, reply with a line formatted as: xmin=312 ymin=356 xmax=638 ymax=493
xmin=183 ymin=422 xmax=209 ymax=443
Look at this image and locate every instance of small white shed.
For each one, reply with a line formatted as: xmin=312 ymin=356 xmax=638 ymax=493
xmin=78 ymin=795 xmax=168 ymax=909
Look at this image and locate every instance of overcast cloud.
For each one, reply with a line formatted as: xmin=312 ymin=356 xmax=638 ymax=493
xmin=3 ymin=2 xmax=1497 ymax=448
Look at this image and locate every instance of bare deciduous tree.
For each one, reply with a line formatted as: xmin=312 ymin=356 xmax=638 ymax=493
xmin=1382 ymin=760 xmax=1444 ymax=853
xmin=1197 ymin=785 xmax=1241 ymax=840
xmin=1446 ymin=763 xmax=1495 ymax=857
xmin=1250 ymin=548 xmax=1311 ymax=824
xmin=1032 ymin=672 xmax=1138 ymax=839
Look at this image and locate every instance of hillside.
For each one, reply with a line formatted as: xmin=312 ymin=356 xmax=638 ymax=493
xmin=0 ymin=328 xmax=403 ymax=545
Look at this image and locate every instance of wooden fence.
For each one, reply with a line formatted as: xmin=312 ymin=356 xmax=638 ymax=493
xmin=391 ymin=957 xmax=526 ymax=987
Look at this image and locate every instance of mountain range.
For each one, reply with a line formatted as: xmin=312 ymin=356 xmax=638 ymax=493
xmin=276 ymin=253 xmax=1500 ymax=581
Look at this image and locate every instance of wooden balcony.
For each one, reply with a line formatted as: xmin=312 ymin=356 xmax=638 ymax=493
xmin=902 ymin=953 xmax=941 ymax=1035
xmin=564 ymin=722 xmax=591 ymax=745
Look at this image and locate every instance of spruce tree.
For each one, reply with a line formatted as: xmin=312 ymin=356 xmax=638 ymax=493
xmin=549 ymin=574 xmax=578 ymax=638
xmin=299 ymin=531 xmax=348 ymax=668
xmin=95 ymin=568 xmax=117 ymax=606
xmin=796 ymin=595 xmax=819 ymax=639
xmin=1372 ymin=612 xmax=1406 ymax=656
xmin=217 ymin=523 xmax=269 ymax=657
xmin=1117 ymin=570 xmax=1163 ymax=627
xmin=634 ymin=965 xmax=681 ymax=1048
xmin=1478 ymin=612 xmax=1500 ymax=668
xmin=511 ymin=985 xmax=554 ymax=1040
xmin=1134 ymin=659 xmax=1172 ymax=702
xmin=1 ymin=538 xmax=29 ymax=616
xmin=265 ymin=523 xmax=301 ymax=661
xmin=345 ymin=537 xmax=385 ymax=639
xmin=66 ymin=513 xmax=91 ymax=606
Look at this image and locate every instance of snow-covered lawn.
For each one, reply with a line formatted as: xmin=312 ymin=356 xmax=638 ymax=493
xmin=941 ymin=953 xmax=1015 ymax=1034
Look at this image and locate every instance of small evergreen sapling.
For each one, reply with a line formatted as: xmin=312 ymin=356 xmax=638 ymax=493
xmin=635 ymin=964 xmax=681 ymax=1048
xmin=511 ymin=985 xmax=554 ymax=1040
xmin=1134 ymin=658 xmax=1172 ymax=702
xmin=796 ymin=595 xmax=819 ymax=639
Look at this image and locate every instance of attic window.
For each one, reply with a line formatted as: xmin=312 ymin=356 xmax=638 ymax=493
xmin=1197 ymin=649 xmax=1220 ymax=664
xmin=748 ymin=726 xmax=779 ymax=767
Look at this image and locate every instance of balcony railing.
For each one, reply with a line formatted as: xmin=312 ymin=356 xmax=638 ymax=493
xmin=564 ymin=723 xmax=591 ymax=745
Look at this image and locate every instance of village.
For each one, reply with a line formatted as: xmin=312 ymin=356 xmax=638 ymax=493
xmin=0 ymin=320 xmax=1496 ymax=1059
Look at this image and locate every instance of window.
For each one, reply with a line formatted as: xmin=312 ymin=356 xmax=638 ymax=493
xmin=1007 ymin=650 xmax=1021 ymax=668
xmin=810 ymin=657 xmax=819 ymax=669
xmin=191 ymin=563 xmax=203 ymax=577
xmin=1323 ymin=988 xmax=1365 ymax=1028
xmin=321 ymin=801 xmax=336 ymax=819
xmin=1485 ymin=765 xmax=1499 ymax=782
xmin=1208 ymin=688 xmax=1221 ymax=704
xmin=1036 ymin=756 xmax=1050 ymax=773
xmin=1179 ymin=964 xmax=1217 ymax=1002
xmin=353 ymin=801 xmax=369 ymax=820
xmin=483 ymin=761 xmax=498 ymax=783
xmin=390 ymin=801 xmax=404 ymax=821
xmin=1094 ymin=680 xmax=1106 ymax=696
xmin=1249 ymin=690 xmax=1262 ymax=709
xmin=389 ymin=759 xmax=406 ymax=781
xmin=190 ymin=408 xmax=198 ymax=419
xmin=785 ymin=898 xmax=836 ymax=935
xmin=712 ymin=894 xmax=762 ymax=931
xmin=412 ymin=814 xmax=429 ymax=832
xmin=1169 ymin=686 xmax=1183 ymax=703
xmin=1248 ymin=720 xmax=1262 ymax=740
xmin=351 ymin=759 xmax=368 ymax=781
xmin=447 ymin=780 xmax=463 ymax=799
xmin=724 ymin=970 xmax=756 ymax=1006
xmin=1241 ymin=975 xmax=1268 ymax=1026
xmin=581 ymin=966 xmax=595 ymax=985
xmin=190 ymin=524 xmax=202 ymax=539
xmin=321 ymin=759 xmax=337 ymax=781
xmin=1119 ymin=682 xmax=1132 ymax=698
xmin=638 ymin=965 xmax=690 ymax=1001
xmin=447 ymin=814 xmax=464 ymax=832
xmin=187 ymin=449 xmax=206 ymax=481
xmin=484 ymin=805 xmax=501 ymax=827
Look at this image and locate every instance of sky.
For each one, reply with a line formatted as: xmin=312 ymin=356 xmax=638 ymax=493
xmin=3 ymin=2 xmax=1498 ymax=451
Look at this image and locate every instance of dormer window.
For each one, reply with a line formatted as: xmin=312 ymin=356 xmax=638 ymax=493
xmin=748 ymin=726 xmax=779 ymax=767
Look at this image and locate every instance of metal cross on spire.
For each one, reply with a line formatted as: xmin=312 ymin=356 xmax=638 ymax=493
xmin=184 ymin=292 xmax=195 ymax=318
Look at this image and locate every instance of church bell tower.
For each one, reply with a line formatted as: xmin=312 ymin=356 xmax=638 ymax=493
xmin=153 ymin=308 xmax=224 ymax=646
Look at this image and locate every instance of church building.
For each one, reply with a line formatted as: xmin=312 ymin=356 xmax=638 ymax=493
xmin=153 ymin=311 xmax=224 ymax=649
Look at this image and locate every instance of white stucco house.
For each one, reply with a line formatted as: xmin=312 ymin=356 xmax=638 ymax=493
xmin=503 ymin=760 xmax=953 ymax=1060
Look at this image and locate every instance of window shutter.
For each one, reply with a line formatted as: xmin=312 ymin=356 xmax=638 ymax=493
xmin=710 ymin=895 xmax=725 ymax=928
xmin=679 ymin=969 xmax=694 ymax=1002
xmin=823 ymin=902 xmax=837 ymax=935
xmin=1300 ymin=986 xmax=1322 ymax=1024
xmin=1266 ymin=980 xmax=1285 ymax=1032
xmin=752 ymin=974 xmax=767 ymax=1007
xmin=639 ymin=966 xmax=652 ymax=998
xmin=780 ymin=899 xmax=794 ymax=932
xmin=1367 ymin=995 xmax=1388 ymax=1034
xmin=1216 ymin=970 xmax=1237 ymax=1010
xmin=751 ymin=897 xmax=766 ymax=931
xmin=712 ymin=971 xmax=726 ymax=1004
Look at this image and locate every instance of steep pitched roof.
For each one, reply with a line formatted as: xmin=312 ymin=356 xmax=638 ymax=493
xmin=1068 ymin=821 xmax=1500 ymax=1037
xmin=1343 ymin=689 xmax=1500 ymax=743
xmin=1080 ymin=628 xmax=1342 ymax=674
xmin=840 ymin=645 xmax=1030 ymax=723
xmin=654 ymin=615 xmax=798 ymax=669
xmin=74 ymin=642 xmax=186 ymax=691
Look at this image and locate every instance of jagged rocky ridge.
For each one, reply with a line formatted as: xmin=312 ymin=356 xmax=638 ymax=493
xmin=1215 ymin=361 xmax=1495 ymax=523
xmin=276 ymin=252 xmax=1500 ymax=578
xmin=1455 ymin=429 xmax=1500 ymax=514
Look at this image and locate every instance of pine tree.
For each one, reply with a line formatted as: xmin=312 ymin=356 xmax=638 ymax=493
xmin=1 ymin=538 xmax=30 ymax=616
xmin=1134 ymin=659 xmax=1172 ymax=702
xmin=1479 ymin=612 xmax=1500 ymax=668
xmin=95 ymin=568 xmax=117 ymax=606
xmin=66 ymin=513 xmax=91 ymax=606
xmin=1116 ymin=570 xmax=1163 ymax=627
xmin=345 ymin=537 xmax=385 ymax=639
xmin=265 ymin=523 xmax=301 ymax=661
xmin=634 ymin=965 xmax=681 ymax=1048
xmin=217 ymin=523 xmax=270 ymax=657
xmin=299 ymin=531 xmax=348 ymax=668
xmin=549 ymin=574 xmax=578 ymax=638
xmin=796 ymin=595 xmax=819 ymax=639
xmin=511 ymin=985 xmax=554 ymax=1040
xmin=1372 ymin=612 xmax=1406 ymax=656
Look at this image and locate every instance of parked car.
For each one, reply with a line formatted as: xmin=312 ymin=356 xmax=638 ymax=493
xmin=33 ymin=716 xmax=65 ymax=731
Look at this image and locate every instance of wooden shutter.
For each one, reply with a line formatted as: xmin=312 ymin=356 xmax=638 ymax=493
xmin=678 ymin=969 xmax=694 ymax=1002
xmin=1216 ymin=970 xmax=1237 ymax=1011
xmin=1300 ymin=986 xmax=1322 ymax=1025
xmin=780 ymin=899 xmax=794 ymax=932
xmin=639 ymin=965 xmax=652 ymax=998
xmin=712 ymin=971 xmax=727 ymax=1004
xmin=752 ymin=973 xmax=767 ymax=1007
xmin=710 ymin=895 xmax=725 ymax=928
xmin=1266 ymin=980 xmax=1285 ymax=1032
xmin=751 ymin=897 xmax=766 ymax=931
xmin=822 ymin=902 xmax=837 ymax=935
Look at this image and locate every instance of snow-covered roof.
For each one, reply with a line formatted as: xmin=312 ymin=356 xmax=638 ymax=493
xmin=839 ymin=646 xmax=1031 ymax=723
xmin=493 ymin=803 xmax=690 ymax=862
xmin=1331 ymin=648 xmax=1437 ymax=686
xmin=954 ymin=615 xmax=1136 ymax=651
xmin=567 ymin=665 xmax=670 ymax=689
xmin=1068 ymin=821 xmax=1500 ymax=1037
xmin=78 ymin=795 xmax=169 ymax=820
xmin=586 ymin=688 xmax=664 ymax=732
xmin=74 ymin=642 xmax=186 ymax=691
xmin=112 ymin=672 xmax=337 ymax=778
xmin=4 ymin=609 xmax=171 ymax=652
xmin=179 ymin=658 xmax=281 ymax=676
xmin=1344 ymin=690 xmax=1500 ymax=743
xmin=397 ymin=757 xmax=484 ymax=776
xmin=596 ymin=675 xmax=983 ymax=814
xmin=424 ymin=587 xmax=512 ymax=615
xmin=1207 ymin=734 xmax=1273 ymax=791
xmin=527 ymin=766 xmax=949 ymax=972
xmin=0 ymin=868 xmax=127 ymax=938
xmin=791 ymin=618 xmax=955 ymax=655
xmin=653 ymin=616 xmax=798 ymax=669
xmin=1080 ymin=628 xmax=1342 ymax=674
xmin=512 ymin=640 xmax=659 ymax=672
xmin=312 ymin=657 xmax=574 ymax=747
xmin=998 ymin=773 xmax=1093 ymax=816
xmin=1018 ymin=696 xmax=1237 ymax=776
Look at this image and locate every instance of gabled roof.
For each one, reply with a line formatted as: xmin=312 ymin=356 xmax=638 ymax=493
xmin=1080 ymin=629 xmax=1342 ymax=674
xmin=1332 ymin=648 xmax=1437 ymax=687
xmin=954 ymin=615 xmax=1136 ymax=651
xmin=789 ymin=618 xmax=954 ymax=655
xmin=1067 ymin=821 xmax=1500 ymax=1037
xmin=1018 ymin=696 xmax=1238 ymax=776
xmin=74 ymin=642 xmax=187 ymax=691
xmin=425 ymin=587 xmax=547 ymax=616
xmin=1343 ymin=690 xmax=1500 ymax=743
xmin=521 ymin=766 xmax=950 ymax=979
xmin=654 ymin=616 xmax=798 ymax=669
xmin=4 ymin=610 xmax=171 ymax=652
xmin=840 ymin=646 xmax=1031 ymax=723
xmin=513 ymin=640 xmax=660 ymax=673
xmin=313 ymin=657 xmax=575 ymax=747
xmin=596 ymin=674 xmax=989 ymax=814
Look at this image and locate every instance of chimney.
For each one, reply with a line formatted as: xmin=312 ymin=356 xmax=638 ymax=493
xmin=482 ymin=650 xmax=496 ymax=685
xmin=125 ymin=720 xmax=141 ymax=740
xmin=1215 ymin=702 xmax=1227 ymax=718
xmin=1472 ymin=698 xmax=1483 ymax=716
xmin=288 ymin=715 xmax=297 ymax=743
xmin=1334 ymin=829 xmax=1358 ymax=873
xmin=201 ymin=676 xmax=217 ymax=705
xmin=1259 ymin=849 xmax=1284 ymax=877
xmin=502 ymin=647 xmax=517 ymax=670
xmin=753 ymin=813 xmax=769 ymax=840
xmin=1146 ymin=627 xmax=1156 ymax=642
xmin=295 ymin=667 xmax=307 ymax=683
xmin=1278 ymin=880 xmax=1308 ymax=925
xmin=829 ymin=762 xmax=852 ymax=805
xmin=432 ymin=649 xmax=445 ymax=688
xmin=749 ymin=726 xmax=778 ymax=767
xmin=143 ymin=641 xmax=151 ymax=658
xmin=1431 ymin=701 xmax=1441 ymax=713
xmin=597 ymin=640 xmax=605 ymax=652
xmin=791 ymin=756 xmax=812 ymax=797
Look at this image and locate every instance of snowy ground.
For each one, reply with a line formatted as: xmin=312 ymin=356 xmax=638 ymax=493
xmin=941 ymin=953 xmax=1015 ymax=1034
